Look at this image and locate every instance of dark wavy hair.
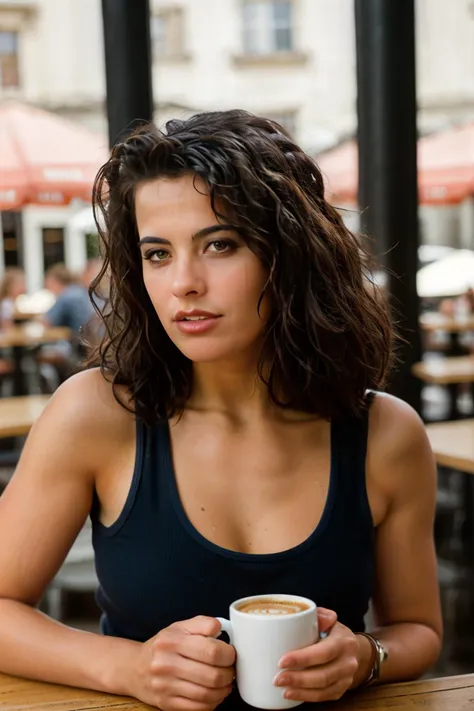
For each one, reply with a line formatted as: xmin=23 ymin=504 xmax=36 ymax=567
xmin=90 ymin=109 xmax=393 ymax=424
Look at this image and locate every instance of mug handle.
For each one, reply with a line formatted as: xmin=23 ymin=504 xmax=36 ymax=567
xmin=215 ymin=617 xmax=234 ymax=644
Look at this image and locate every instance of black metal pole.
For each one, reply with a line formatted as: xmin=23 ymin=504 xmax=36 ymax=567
xmin=101 ymin=0 xmax=154 ymax=149
xmin=355 ymin=0 xmax=421 ymax=412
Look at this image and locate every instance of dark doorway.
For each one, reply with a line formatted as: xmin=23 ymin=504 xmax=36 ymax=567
xmin=1 ymin=211 xmax=22 ymax=267
xmin=42 ymin=227 xmax=65 ymax=271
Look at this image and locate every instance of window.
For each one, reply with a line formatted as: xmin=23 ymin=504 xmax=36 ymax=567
xmin=242 ymin=0 xmax=293 ymax=55
xmin=150 ymin=8 xmax=185 ymax=58
xmin=0 ymin=30 xmax=20 ymax=88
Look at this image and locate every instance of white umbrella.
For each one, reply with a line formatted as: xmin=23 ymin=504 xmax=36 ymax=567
xmin=417 ymin=249 xmax=474 ymax=298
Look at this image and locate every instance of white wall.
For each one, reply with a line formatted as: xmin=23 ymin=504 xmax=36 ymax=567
xmin=2 ymin=0 xmax=473 ymax=146
xmin=21 ymin=0 xmax=105 ymax=107
xmin=151 ymin=0 xmax=356 ymax=151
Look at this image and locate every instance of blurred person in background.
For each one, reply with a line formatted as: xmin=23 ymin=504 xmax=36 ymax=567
xmin=0 ymin=111 xmax=441 ymax=710
xmin=0 ymin=268 xmax=26 ymax=329
xmin=43 ymin=263 xmax=94 ymax=336
xmin=38 ymin=264 xmax=95 ymax=384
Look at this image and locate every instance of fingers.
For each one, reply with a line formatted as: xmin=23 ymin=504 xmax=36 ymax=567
xmin=317 ymin=607 xmax=338 ymax=634
xmin=173 ymin=615 xmax=223 ymax=639
xmin=275 ymin=657 xmax=358 ymax=691
xmin=155 ymin=618 xmax=236 ymax=668
xmin=152 ymin=652 xmax=235 ymax=689
xmin=152 ymin=677 xmax=232 ymax=707
xmin=283 ymin=680 xmax=349 ymax=703
xmin=279 ymin=636 xmax=341 ymax=669
xmin=144 ymin=617 xmax=236 ymax=711
xmin=180 ymin=634 xmax=236 ymax=667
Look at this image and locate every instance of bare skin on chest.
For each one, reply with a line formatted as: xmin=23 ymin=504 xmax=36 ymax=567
xmin=168 ymin=410 xmax=332 ymax=555
xmin=95 ymin=401 xmax=387 ymax=545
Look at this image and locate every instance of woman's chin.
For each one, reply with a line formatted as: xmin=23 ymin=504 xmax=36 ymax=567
xmin=177 ymin=344 xmax=233 ymax=364
xmin=176 ymin=340 xmax=256 ymax=365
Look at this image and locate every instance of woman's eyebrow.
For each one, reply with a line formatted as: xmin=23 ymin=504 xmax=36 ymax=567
xmin=138 ymin=224 xmax=237 ymax=247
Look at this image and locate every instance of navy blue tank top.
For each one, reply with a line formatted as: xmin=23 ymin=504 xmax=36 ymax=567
xmin=91 ymin=410 xmax=375 ymax=642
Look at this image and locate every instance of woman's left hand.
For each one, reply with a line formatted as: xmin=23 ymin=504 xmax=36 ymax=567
xmin=274 ymin=608 xmax=363 ymax=704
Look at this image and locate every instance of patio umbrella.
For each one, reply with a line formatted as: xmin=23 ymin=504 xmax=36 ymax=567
xmin=0 ymin=100 xmax=109 ymax=210
xmin=418 ymin=122 xmax=474 ymax=204
xmin=316 ymin=122 xmax=474 ymax=206
xmin=417 ymin=249 xmax=474 ymax=298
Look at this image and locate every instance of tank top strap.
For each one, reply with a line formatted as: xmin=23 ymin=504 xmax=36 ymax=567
xmin=90 ymin=412 xmax=162 ymax=527
xmin=330 ymin=394 xmax=374 ymax=521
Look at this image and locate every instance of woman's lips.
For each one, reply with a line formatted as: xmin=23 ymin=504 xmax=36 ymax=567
xmin=175 ymin=315 xmax=221 ymax=334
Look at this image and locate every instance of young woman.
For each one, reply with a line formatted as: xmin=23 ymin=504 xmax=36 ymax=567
xmin=0 ymin=111 xmax=441 ymax=711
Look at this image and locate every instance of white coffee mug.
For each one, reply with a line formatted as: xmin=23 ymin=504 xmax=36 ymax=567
xmin=216 ymin=593 xmax=318 ymax=710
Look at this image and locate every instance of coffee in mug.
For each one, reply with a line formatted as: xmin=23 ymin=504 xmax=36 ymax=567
xmin=237 ymin=598 xmax=310 ymax=616
xmin=216 ymin=593 xmax=318 ymax=709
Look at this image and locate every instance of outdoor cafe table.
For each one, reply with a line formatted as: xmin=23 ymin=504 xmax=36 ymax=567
xmin=425 ymin=418 xmax=474 ymax=475
xmin=0 ymin=325 xmax=71 ymax=396
xmin=412 ymin=356 xmax=474 ymax=420
xmin=0 ymin=394 xmax=50 ymax=439
xmin=0 ymin=673 xmax=473 ymax=711
xmin=426 ymin=418 xmax=474 ymax=562
xmin=419 ymin=313 xmax=474 ymax=356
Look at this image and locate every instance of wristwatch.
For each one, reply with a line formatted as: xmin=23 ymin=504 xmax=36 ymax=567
xmin=358 ymin=633 xmax=389 ymax=686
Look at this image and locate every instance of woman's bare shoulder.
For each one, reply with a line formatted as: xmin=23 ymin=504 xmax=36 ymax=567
xmin=368 ymin=392 xmax=426 ymax=450
xmin=40 ymin=367 xmax=135 ymax=443
xmin=366 ymin=392 xmax=436 ymax=500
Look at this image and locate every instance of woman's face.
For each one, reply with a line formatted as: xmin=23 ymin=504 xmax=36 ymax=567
xmin=135 ymin=174 xmax=270 ymax=364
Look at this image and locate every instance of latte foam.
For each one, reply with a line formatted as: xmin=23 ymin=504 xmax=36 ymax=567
xmin=237 ymin=599 xmax=310 ymax=616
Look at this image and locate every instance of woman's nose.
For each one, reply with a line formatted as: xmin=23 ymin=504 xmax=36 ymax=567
xmin=171 ymin=259 xmax=207 ymax=298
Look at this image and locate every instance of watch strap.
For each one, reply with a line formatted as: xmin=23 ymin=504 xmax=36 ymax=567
xmin=358 ymin=633 xmax=388 ymax=686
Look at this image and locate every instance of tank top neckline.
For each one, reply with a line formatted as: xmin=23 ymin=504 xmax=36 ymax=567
xmin=162 ymin=418 xmax=340 ymax=562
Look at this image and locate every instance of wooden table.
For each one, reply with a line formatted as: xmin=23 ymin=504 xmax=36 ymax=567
xmin=420 ymin=314 xmax=474 ymax=334
xmin=420 ymin=313 xmax=474 ymax=359
xmin=413 ymin=356 xmax=474 ymax=386
xmin=0 ymin=326 xmax=71 ymax=350
xmin=426 ymin=419 xmax=474 ymax=474
xmin=0 ymin=395 xmax=50 ymax=438
xmin=0 ymin=326 xmax=71 ymax=396
xmin=412 ymin=356 xmax=474 ymax=420
xmin=0 ymin=673 xmax=473 ymax=710
xmin=426 ymin=419 xmax=474 ymax=562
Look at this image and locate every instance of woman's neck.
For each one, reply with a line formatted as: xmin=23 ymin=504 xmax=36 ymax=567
xmin=189 ymin=357 xmax=270 ymax=422
xmin=187 ymin=358 xmax=317 ymax=426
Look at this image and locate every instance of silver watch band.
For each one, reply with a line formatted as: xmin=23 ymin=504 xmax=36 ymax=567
xmin=358 ymin=633 xmax=388 ymax=686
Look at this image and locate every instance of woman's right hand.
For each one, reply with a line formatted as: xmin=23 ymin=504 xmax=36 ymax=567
xmin=129 ymin=616 xmax=236 ymax=711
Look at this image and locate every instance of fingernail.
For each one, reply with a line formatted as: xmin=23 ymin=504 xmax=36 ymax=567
xmin=283 ymin=690 xmax=293 ymax=700
xmin=274 ymin=674 xmax=287 ymax=686
xmin=279 ymin=657 xmax=294 ymax=669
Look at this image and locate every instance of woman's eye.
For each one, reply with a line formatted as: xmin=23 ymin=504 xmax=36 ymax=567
xmin=206 ymin=240 xmax=236 ymax=254
xmin=144 ymin=249 xmax=169 ymax=262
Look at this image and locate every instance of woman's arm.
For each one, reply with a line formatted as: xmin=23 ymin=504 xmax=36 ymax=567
xmin=273 ymin=395 xmax=442 ymax=703
xmin=0 ymin=370 xmax=139 ymax=694
xmin=357 ymin=393 xmax=443 ymax=684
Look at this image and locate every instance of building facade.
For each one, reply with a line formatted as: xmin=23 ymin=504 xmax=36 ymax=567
xmin=0 ymin=0 xmax=473 ymax=286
